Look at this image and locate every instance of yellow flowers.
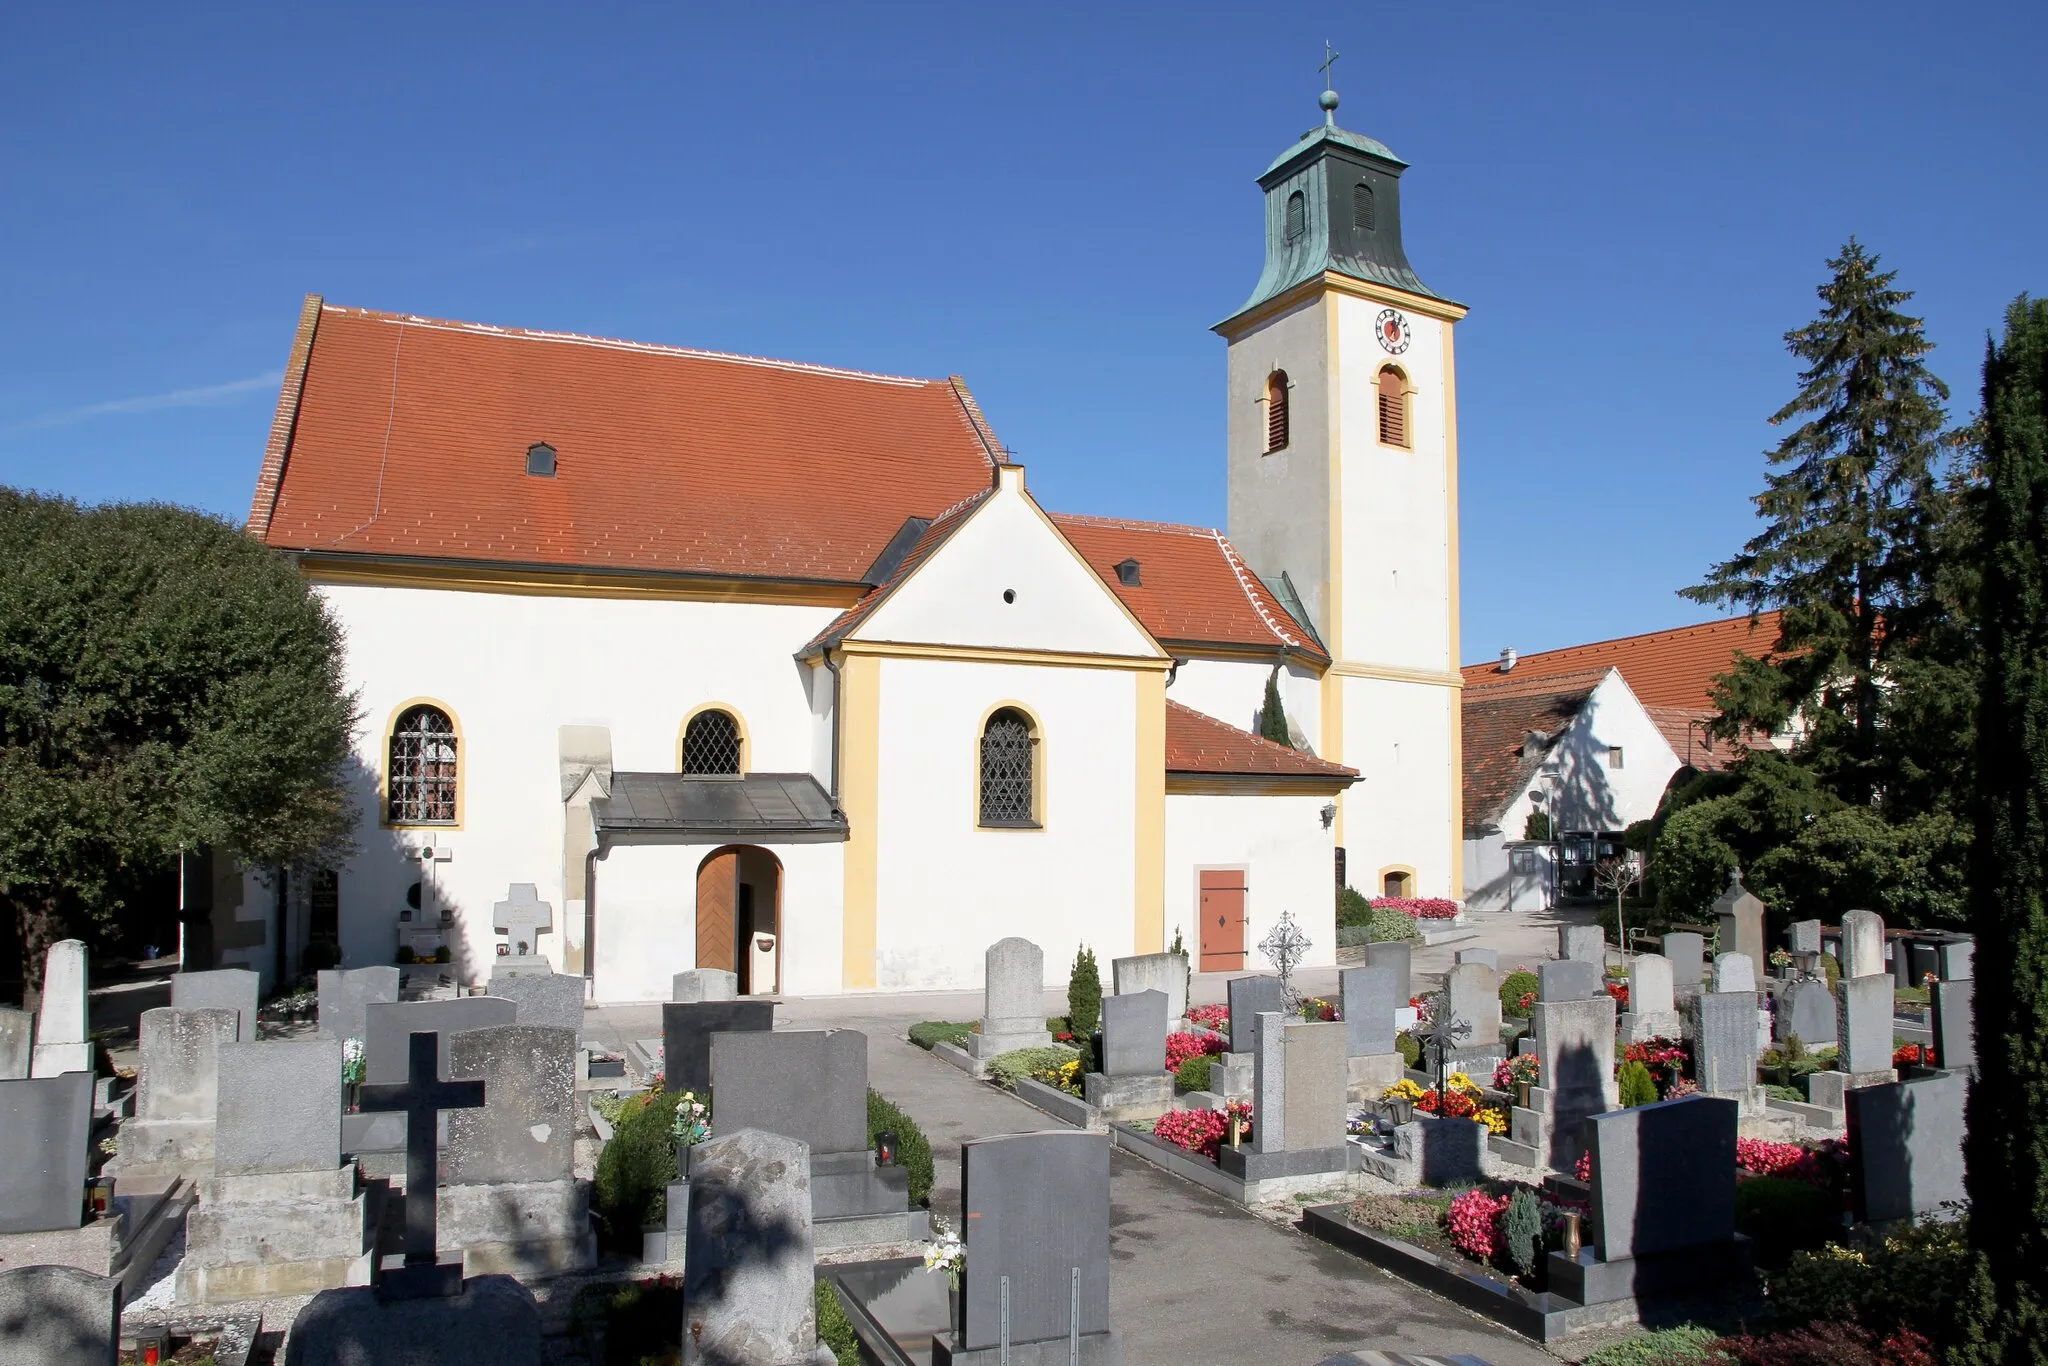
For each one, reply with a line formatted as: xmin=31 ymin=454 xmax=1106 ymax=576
xmin=1382 ymin=1079 xmax=1427 ymax=1101
xmin=1476 ymin=1106 xmax=1510 ymax=1134
xmin=1445 ymin=1072 xmax=1483 ymax=1096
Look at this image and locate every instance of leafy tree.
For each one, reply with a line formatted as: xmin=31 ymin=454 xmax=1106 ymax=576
xmin=1259 ymin=670 xmax=1291 ymax=747
xmin=0 ymin=492 xmax=357 ymax=1002
xmin=1682 ymin=240 xmax=1953 ymax=806
xmin=1953 ymin=296 xmax=2048 ymax=1365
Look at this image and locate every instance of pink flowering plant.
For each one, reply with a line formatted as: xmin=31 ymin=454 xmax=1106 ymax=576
xmin=1493 ymin=1055 xmax=1539 ymax=1090
xmin=1185 ymin=1003 xmax=1229 ymax=1033
xmin=1445 ymin=1189 xmax=1509 ymax=1260
xmin=1735 ymin=1136 xmax=1850 ymax=1188
xmin=1371 ymin=897 xmax=1461 ymax=920
xmin=1164 ymin=1030 xmax=1227 ymax=1071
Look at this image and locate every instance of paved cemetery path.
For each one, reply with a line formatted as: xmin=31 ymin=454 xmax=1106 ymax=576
xmin=589 ymin=993 xmax=1559 ymax=1365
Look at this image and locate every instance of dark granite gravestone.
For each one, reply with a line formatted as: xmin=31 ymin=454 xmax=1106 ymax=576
xmin=282 ymin=1276 xmax=541 ymax=1366
xmin=1933 ymin=978 xmax=1974 ymax=1073
xmin=660 ymin=1000 xmax=775 ymax=1097
xmin=1935 ymin=937 xmax=1974 ymax=982
xmin=363 ymin=998 xmax=516 ymax=1085
xmin=358 ymin=1031 xmax=486 ymax=1300
xmin=0 ymin=1071 xmax=92 ymax=1233
xmin=708 ymin=1028 xmax=866 ymax=1159
xmin=1099 ymin=990 xmax=1167 ymax=1077
xmin=0 ymin=1264 xmax=120 ymax=1366
xmin=1847 ymin=1070 xmax=1967 ymax=1224
xmin=1586 ymin=1096 xmax=1738 ymax=1259
xmin=1338 ymin=965 xmax=1398 ymax=1057
xmin=1393 ymin=1115 xmax=1486 ymax=1187
xmin=1363 ymin=941 xmax=1412 ymax=1002
xmin=942 ymin=1130 xmax=1113 ymax=1364
xmin=1778 ymin=979 xmax=1837 ymax=1047
xmin=1226 ymin=976 xmax=1283 ymax=1052
xmin=1538 ymin=959 xmax=1601 ymax=1003
xmin=1661 ymin=932 xmax=1706 ymax=990
xmin=316 ymin=966 xmax=401 ymax=1043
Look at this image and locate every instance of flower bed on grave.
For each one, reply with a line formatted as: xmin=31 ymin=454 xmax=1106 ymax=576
xmin=1164 ymin=1029 xmax=1227 ymax=1071
xmin=1335 ymin=1178 xmax=1588 ymax=1295
xmin=1140 ymin=1100 xmax=1253 ymax=1162
xmin=1185 ymin=1003 xmax=1229 ymax=1033
xmin=1380 ymin=1074 xmax=1511 ymax=1135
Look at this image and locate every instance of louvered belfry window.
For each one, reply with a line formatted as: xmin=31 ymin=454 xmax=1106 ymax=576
xmin=389 ymin=705 xmax=457 ymax=823
xmin=1284 ymin=190 xmax=1306 ymax=243
xmin=978 ymin=708 xmax=1037 ymax=826
xmin=1265 ymin=371 xmax=1290 ymax=453
xmin=683 ymin=710 xmax=743 ymax=775
xmin=1377 ymin=368 xmax=1409 ymax=448
xmin=1353 ymin=181 xmax=1376 ymax=231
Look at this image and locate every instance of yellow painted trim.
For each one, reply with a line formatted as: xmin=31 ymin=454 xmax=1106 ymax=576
xmin=1442 ymin=320 xmax=1466 ymax=898
xmin=1216 ymin=271 xmax=1469 ymax=340
xmin=838 ymin=653 xmax=881 ymax=990
xmin=1377 ymin=864 xmax=1419 ymax=898
xmin=296 ymin=555 xmax=864 ymax=608
xmin=1328 ymin=661 xmax=1465 ymax=688
xmin=1323 ymin=290 xmax=1346 ymax=849
xmin=973 ymin=699 xmax=1049 ymax=831
xmin=835 ymin=640 xmax=1172 ymax=672
xmin=677 ymin=703 xmax=751 ymax=775
xmin=1322 ymin=670 xmax=1344 ymax=848
xmin=1133 ymin=671 xmax=1166 ymax=954
xmin=379 ymin=696 xmax=466 ymax=831
xmin=1165 ymin=775 xmax=1353 ymax=797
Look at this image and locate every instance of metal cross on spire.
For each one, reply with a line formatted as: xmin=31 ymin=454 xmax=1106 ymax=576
xmin=1318 ymin=40 xmax=1341 ymax=126
xmin=1257 ymin=910 xmax=1313 ymax=1014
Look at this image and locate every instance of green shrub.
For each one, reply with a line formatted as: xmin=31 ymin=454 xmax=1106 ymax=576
xmin=1337 ymin=885 xmax=1372 ymax=928
xmin=1336 ymin=925 xmax=1372 ymax=948
xmin=1734 ymin=1175 xmax=1839 ymax=1267
xmin=816 ymin=1279 xmax=859 ymax=1365
xmin=574 ymin=1275 xmax=685 ymax=1365
xmin=1763 ymin=1083 xmax=1805 ymax=1103
xmin=1396 ymin=1031 xmax=1421 ymax=1068
xmin=866 ymin=1089 xmax=934 ymax=1207
xmin=1819 ymin=950 xmax=1841 ymax=989
xmin=988 ymin=1046 xmax=1079 ymax=1092
xmin=1175 ymin=1054 xmax=1213 ymax=1092
xmin=300 ymin=935 xmax=341 ymax=974
xmin=1577 ymin=1324 xmax=1721 ymax=1365
xmin=1502 ymin=1187 xmax=1543 ymax=1276
xmin=1068 ymin=946 xmax=1101 ymax=1071
xmin=1769 ymin=1218 xmax=1969 ymax=1342
xmin=593 ymin=1089 xmax=684 ymax=1249
xmin=1368 ymin=906 xmax=1420 ymax=942
xmin=1499 ymin=970 xmax=1539 ymax=1019
xmin=1617 ymin=1059 xmax=1660 ymax=1107
xmin=908 ymin=1021 xmax=974 ymax=1051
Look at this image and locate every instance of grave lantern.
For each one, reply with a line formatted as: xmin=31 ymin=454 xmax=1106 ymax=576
xmin=875 ymin=1130 xmax=898 ymax=1166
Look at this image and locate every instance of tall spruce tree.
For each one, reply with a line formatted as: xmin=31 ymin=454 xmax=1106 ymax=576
xmin=1683 ymin=240 xmax=1952 ymax=805
xmin=1954 ymin=296 xmax=2048 ymax=1365
xmin=1259 ymin=670 xmax=1292 ymax=747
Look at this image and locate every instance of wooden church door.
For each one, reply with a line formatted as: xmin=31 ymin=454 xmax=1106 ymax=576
xmin=696 ymin=850 xmax=739 ymax=972
xmin=1198 ymin=870 xmax=1246 ymax=972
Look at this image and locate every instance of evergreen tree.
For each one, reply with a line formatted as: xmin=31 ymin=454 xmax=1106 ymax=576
xmin=1954 ymin=296 xmax=2048 ymax=1365
xmin=1683 ymin=240 xmax=1952 ymax=805
xmin=1259 ymin=670 xmax=1292 ymax=748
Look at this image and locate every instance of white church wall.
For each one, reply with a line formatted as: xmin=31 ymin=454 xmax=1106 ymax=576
xmin=1489 ymin=671 xmax=1683 ymax=843
xmin=1339 ymin=673 xmax=1458 ymax=899
xmin=1163 ymin=791 xmax=1337 ymax=972
xmin=1168 ymin=658 xmax=1325 ymax=752
xmin=1223 ymin=296 xmax=1335 ymax=641
xmin=869 ymin=655 xmax=1141 ymax=990
xmin=313 ymin=580 xmax=841 ymax=980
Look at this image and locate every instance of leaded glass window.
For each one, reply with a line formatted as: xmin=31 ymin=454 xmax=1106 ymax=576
xmin=388 ymin=705 xmax=457 ymax=824
xmin=683 ymin=709 xmax=743 ymax=775
xmin=978 ymin=708 xmax=1037 ymax=827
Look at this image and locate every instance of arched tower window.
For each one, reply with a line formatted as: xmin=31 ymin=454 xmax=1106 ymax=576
xmin=682 ymin=709 xmax=743 ymax=775
xmin=1264 ymin=371 xmax=1290 ymax=454
xmin=1284 ymin=190 xmax=1306 ymax=243
xmin=978 ymin=708 xmax=1038 ymax=827
xmin=388 ymin=704 xmax=458 ymax=824
xmin=1377 ymin=367 xmax=1410 ymax=448
xmin=1353 ymin=182 xmax=1376 ymax=231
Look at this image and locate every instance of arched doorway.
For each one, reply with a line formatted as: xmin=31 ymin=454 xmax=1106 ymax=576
xmin=695 ymin=845 xmax=782 ymax=995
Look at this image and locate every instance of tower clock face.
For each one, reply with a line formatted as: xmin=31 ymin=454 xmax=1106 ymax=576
xmin=1375 ymin=308 xmax=1411 ymax=355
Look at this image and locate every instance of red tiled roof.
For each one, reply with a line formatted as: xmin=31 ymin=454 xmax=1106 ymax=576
xmin=1461 ymin=613 xmax=1783 ymax=711
xmin=1460 ymin=668 xmax=1608 ymax=835
xmin=249 ymin=300 xmax=1002 ymax=582
xmin=1165 ymin=700 xmax=1357 ymax=781
xmin=1050 ymin=514 xmax=1326 ymax=662
xmin=1644 ymin=706 xmax=1773 ymax=774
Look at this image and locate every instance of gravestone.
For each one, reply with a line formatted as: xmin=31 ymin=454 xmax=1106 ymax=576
xmin=0 ymin=1008 xmax=31 ymax=1081
xmin=1364 ymin=941 xmax=1411 ymax=1001
xmin=442 ymin=1024 xmax=591 ymax=1278
xmin=1281 ymin=1021 xmax=1348 ymax=1152
xmin=682 ymin=1129 xmax=823 ymax=1366
xmin=1538 ymin=959 xmax=1601 ymax=1004
xmin=364 ymin=998 xmax=517 ymax=1086
xmin=171 ymin=968 xmax=261 ymax=1042
xmin=1778 ymin=979 xmax=1838 ymax=1047
xmin=1111 ymin=952 xmax=1188 ymax=1031
xmin=1444 ymin=962 xmax=1502 ymax=1047
xmin=1099 ymin=990 xmax=1168 ymax=1077
xmin=1661 ymin=932 xmax=1706 ymax=991
xmin=1847 ymin=1070 xmax=1967 ymax=1224
xmin=1711 ymin=953 xmax=1756 ymax=995
xmin=1622 ymin=954 xmax=1681 ymax=1042
xmin=660 ymin=999 xmax=775 ymax=1097
xmin=1250 ymin=1012 xmax=1288 ymax=1155
xmin=1933 ymin=977 xmax=1974 ymax=1073
xmin=1454 ymin=947 xmax=1498 ymax=970
xmin=282 ymin=1276 xmax=541 ymax=1366
xmin=1711 ymin=869 xmax=1767 ymax=969
xmin=317 ymin=966 xmax=401 ymax=1043
xmin=1935 ymin=938 xmax=1974 ymax=982
xmin=491 ymin=884 xmax=553 ymax=962
xmin=1585 ymin=1096 xmax=1737 ymax=1260
xmin=215 ymin=1038 xmax=343 ymax=1175
xmin=1338 ymin=966 xmax=1398 ymax=1057
xmin=1840 ymin=909 xmax=1886 ymax=980
xmin=1559 ymin=925 xmax=1605 ymax=965
xmin=0 ymin=1264 xmax=119 ymax=1366
xmin=358 ymin=1030 xmax=487 ymax=1299
xmin=30 ymin=939 xmax=92 ymax=1078
xmin=1837 ymin=975 xmax=1897 ymax=1080
xmin=944 ymin=1130 xmax=1113 ymax=1365
xmin=1392 ymin=1116 xmax=1486 ymax=1188
xmin=1689 ymin=992 xmax=1760 ymax=1102
xmin=671 ymin=969 xmax=738 ymax=1003
xmin=1530 ymin=995 xmax=1618 ymax=1170
xmin=967 ymin=938 xmax=1053 ymax=1060
xmin=1226 ymin=975 xmax=1284 ymax=1053
xmin=1787 ymin=920 xmax=1822 ymax=956
xmin=120 ymin=1006 xmax=238 ymax=1167
xmin=487 ymin=969 xmax=584 ymax=1037
xmin=0 ymin=1071 xmax=92 ymax=1233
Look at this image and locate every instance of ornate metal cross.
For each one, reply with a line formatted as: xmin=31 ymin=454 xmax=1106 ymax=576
xmin=493 ymin=883 xmax=553 ymax=957
xmin=1415 ymin=991 xmax=1472 ymax=1097
xmin=1258 ymin=910 xmax=1313 ymax=1014
xmin=358 ymin=1030 xmax=486 ymax=1299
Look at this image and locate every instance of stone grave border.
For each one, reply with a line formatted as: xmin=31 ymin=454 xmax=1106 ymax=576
xmin=1106 ymin=1121 xmax=1355 ymax=1206
xmin=820 ymin=1256 xmax=930 ymax=1365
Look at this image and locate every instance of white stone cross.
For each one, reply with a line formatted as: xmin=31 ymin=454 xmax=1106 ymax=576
xmin=493 ymin=884 xmax=553 ymax=956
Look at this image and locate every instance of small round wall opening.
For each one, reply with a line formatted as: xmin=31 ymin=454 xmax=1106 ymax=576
xmin=1002 ymin=589 xmax=1016 ymax=604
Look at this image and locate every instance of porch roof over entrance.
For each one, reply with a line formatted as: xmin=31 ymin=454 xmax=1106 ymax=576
xmin=592 ymin=772 xmax=847 ymax=845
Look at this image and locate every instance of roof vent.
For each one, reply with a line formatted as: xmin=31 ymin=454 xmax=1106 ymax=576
xmin=1115 ymin=558 xmax=1142 ymax=588
xmin=526 ymin=442 xmax=557 ymax=478
xmin=1499 ymin=647 xmax=1517 ymax=673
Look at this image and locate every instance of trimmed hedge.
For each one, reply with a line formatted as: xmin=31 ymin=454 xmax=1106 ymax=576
xmin=1175 ymin=1054 xmax=1213 ymax=1092
xmin=1499 ymin=969 xmax=1539 ymax=1019
xmin=908 ymin=1020 xmax=974 ymax=1051
xmin=1367 ymin=906 xmax=1420 ymax=942
xmin=1337 ymin=885 xmax=1372 ymax=927
xmin=592 ymin=1088 xmax=684 ymax=1250
xmin=816 ymin=1280 xmax=859 ymax=1365
xmin=867 ymin=1089 xmax=934 ymax=1207
xmin=1577 ymin=1325 xmax=1720 ymax=1365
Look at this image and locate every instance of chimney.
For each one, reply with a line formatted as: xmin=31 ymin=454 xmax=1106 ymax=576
xmin=1499 ymin=647 xmax=1517 ymax=673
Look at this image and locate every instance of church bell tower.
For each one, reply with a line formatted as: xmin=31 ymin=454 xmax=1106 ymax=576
xmin=1216 ymin=82 xmax=1467 ymax=899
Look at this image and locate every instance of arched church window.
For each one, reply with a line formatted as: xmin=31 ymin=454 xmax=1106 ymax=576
xmin=1284 ymin=190 xmax=1306 ymax=243
xmin=388 ymin=704 xmax=458 ymax=824
xmin=1353 ymin=182 xmax=1376 ymax=231
xmin=1264 ymin=371 xmax=1290 ymax=454
xmin=682 ymin=709 xmax=743 ymax=775
xmin=978 ymin=708 xmax=1038 ymax=827
xmin=1377 ymin=367 xmax=1410 ymax=449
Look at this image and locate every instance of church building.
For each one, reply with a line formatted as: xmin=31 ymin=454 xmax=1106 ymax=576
xmin=218 ymin=100 xmax=1466 ymax=1000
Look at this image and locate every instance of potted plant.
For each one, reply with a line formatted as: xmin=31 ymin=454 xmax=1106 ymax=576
xmin=341 ymin=1038 xmax=365 ymax=1112
xmin=1494 ymin=1055 xmax=1540 ymax=1108
xmin=922 ymin=1215 xmax=965 ymax=1332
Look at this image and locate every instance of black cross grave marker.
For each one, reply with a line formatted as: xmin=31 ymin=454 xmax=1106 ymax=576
xmin=357 ymin=1029 xmax=486 ymax=1300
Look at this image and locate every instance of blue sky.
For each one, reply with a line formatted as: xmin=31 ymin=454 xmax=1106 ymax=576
xmin=1 ymin=4 xmax=2038 ymax=662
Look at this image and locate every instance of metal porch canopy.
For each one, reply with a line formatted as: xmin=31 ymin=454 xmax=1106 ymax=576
xmin=592 ymin=772 xmax=847 ymax=846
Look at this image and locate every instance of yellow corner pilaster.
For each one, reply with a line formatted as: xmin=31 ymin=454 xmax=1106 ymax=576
xmin=838 ymin=652 xmax=881 ymax=989
xmin=1442 ymin=320 xmax=1465 ymax=899
xmin=1133 ymin=670 xmax=1166 ymax=954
